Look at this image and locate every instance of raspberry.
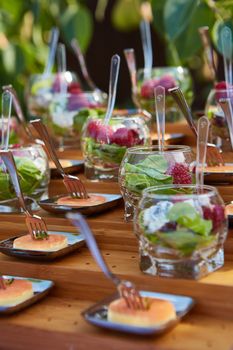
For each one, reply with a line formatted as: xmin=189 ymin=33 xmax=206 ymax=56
xmin=87 ymin=120 xmax=101 ymax=139
xmin=215 ymin=81 xmax=229 ymax=90
xmin=111 ymin=128 xmax=141 ymax=147
xmin=141 ymin=78 xmax=160 ymax=99
xmin=158 ymin=74 xmax=176 ymax=91
xmin=202 ymin=205 xmax=225 ymax=231
xmin=203 ymin=207 xmax=213 ymax=221
xmin=215 ymin=81 xmax=233 ymax=101
xmin=141 ymin=75 xmax=177 ymax=99
xmin=68 ymin=82 xmax=82 ymax=94
xmin=96 ymin=125 xmax=113 ymax=143
xmin=167 ymin=163 xmax=192 ymax=185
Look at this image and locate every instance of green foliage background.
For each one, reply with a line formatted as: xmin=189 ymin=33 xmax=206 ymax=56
xmin=0 ymin=0 xmax=93 ymax=103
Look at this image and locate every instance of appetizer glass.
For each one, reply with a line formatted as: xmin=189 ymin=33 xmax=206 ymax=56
xmin=25 ymin=71 xmax=80 ymax=120
xmin=47 ymin=91 xmax=107 ymax=149
xmin=134 ymin=184 xmax=227 ymax=279
xmin=0 ymin=117 xmax=21 ymax=145
xmin=135 ymin=67 xmax=193 ymax=122
xmin=119 ymin=145 xmax=195 ymax=221
xmin=82 ymin=111 xmax=152 ymax=181
xmin=205 ymin=87 xmax=233 ymax=151
xmin=0 ymin=144 xmax=50 ymax=212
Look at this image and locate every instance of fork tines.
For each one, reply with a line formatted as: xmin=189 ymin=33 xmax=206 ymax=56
xmin=119 ymin=281 xmax=145 ymax=311
xmin=63 ymin=175 xmax=88 ymax=199
xmin=25 ymin=215 xmax=48 ymax=240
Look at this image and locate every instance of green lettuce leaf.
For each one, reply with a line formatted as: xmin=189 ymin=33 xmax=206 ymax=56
xmin=124 ymin=154 xmax=172 ymax=194
xmin=84 ymin=137 xmax=126 ymax=164
xmin=139 ymin=154 xmax=169 ymax=173
xmin=167 ymin=202 xmax=212 ymax=236
xmin=0 ymin=157 xmax=45 ymax=201
xmin=146 ymin=230 xmax=216 ymax=256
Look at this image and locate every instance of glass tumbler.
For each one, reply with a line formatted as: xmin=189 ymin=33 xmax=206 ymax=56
xmin=0 ymin=144 xmax=50 ymax=212
xmin=134 ymin=184 xmax=227 ymax=279
xmin=205 ymin=86 xmax=233 ymax=151
xmin=82 ymin=111 xmax=151 ymax=181
xmin=134 ymin=67 xmax=193 ymax=122
xmin=119 ymin=145 xmax=195 ymax=221
xmin=25 ymin=71 xmax=80 ymax=120
xmin=47 ymin=90 xmax=107 ymax=149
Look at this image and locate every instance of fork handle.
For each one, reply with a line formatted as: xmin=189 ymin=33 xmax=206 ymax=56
xmin=168 ymin=87 xmax=198 ymax=137
xmin=104 ymin=54 xmax=120 ymax=125
xmin=71 ymin=38 xmax=97 ymax=91
xmin=30 ymin=119 xmax=66 ymax=176
xmin=68 ymin=213 xmax=121 ymax=287
xmin=196 ymin=116 xmax=210 ymax=187
xmin=2 ymin=85 xmax=34 ymax=143
xmin=124 ymin=49 xmax=137 ymax=92
xmin=0 ymin=150 xmax=31 ymax=215
xmin=155 ymin=85 xmax=165 ymax=151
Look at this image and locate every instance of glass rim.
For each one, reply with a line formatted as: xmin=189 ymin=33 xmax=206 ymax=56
xmin=29 ymin=71 xmax=77 ymax=78
xmin=52 ymin=90 xmax=106 ymax=97
xmin=137 ymin=66 xmax=188 ymax=73
xmin=126 ymin=145 xmax=192 ymax=154
xmin=142 ymin=184 xmax=218 ymax=200
xmin=9 ymin=144 xmax=44 ymax=152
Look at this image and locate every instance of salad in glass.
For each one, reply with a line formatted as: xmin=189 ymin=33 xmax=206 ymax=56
xmin=119 ymin=145 xmax=195 ymax=221
xmin=135 ymin=67 xmax=193 ymax=122
xmin=25 ymin=71 xmax=81 ymax=120
xmin=135 ymin=184 xmax=227 ymax=279
xmin=205 ymin=81 xmax=233 ymax=151
xmin=0 ymin=144 xmax=50 ymax=212
xmin=47 ymin=91 xmax=107 ymax=149
xmin=82 ymin=111 xmax=151 ymax=181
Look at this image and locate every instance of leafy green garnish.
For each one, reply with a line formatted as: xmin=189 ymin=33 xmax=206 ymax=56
xmin=146 ymin=230 xmax=216 ymax=256
xmin=51 ymin=122 xmax=69 ymax=136
xmin=0 ymin=157 xmax=45 ymax=201
xmin=124 ymin=154 xmax=172 ymax=194
xmin=139 ymin=155 xmax=169 ymax=173
xmin=84 ymin=137 xmax=126 ymax=164
xmin=167 ymin=202 xmax=212 ymax=236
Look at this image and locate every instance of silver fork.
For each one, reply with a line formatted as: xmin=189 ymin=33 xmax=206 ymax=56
xmin=67 ymin=212 xmax=145 ymax=310
xmin=71 ymin=38 xmax=97 ymax=92
xmin=0 ymin=150 xmax=48 ymax=240
xmin=123 ymin=48 xmax=140 ymax=108
xmin=2 ymin=84 xmax=35 ymax=143
xmin=168 ymin=86 xmax=224 ymax=166
xmin=30 ymin=119 xmax=88 ymax=199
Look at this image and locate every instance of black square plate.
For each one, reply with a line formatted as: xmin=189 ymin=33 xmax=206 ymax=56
xmin=82 ymin=290 xmax=195 ymax=336
xmin=0 ymin=275 xmax=54 ymax=315
xmin=39 ymin=193 xmax=122 ymax=215
xmin=0 ymin=231 xmax=85 ymax=261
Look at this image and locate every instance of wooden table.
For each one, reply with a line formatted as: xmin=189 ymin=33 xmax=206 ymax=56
xmin=1 ymin=122 xmax=233 ymax=350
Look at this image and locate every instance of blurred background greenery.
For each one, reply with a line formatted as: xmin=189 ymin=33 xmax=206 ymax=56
xmin=0 ymin=0 xmax=232 ymax=110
